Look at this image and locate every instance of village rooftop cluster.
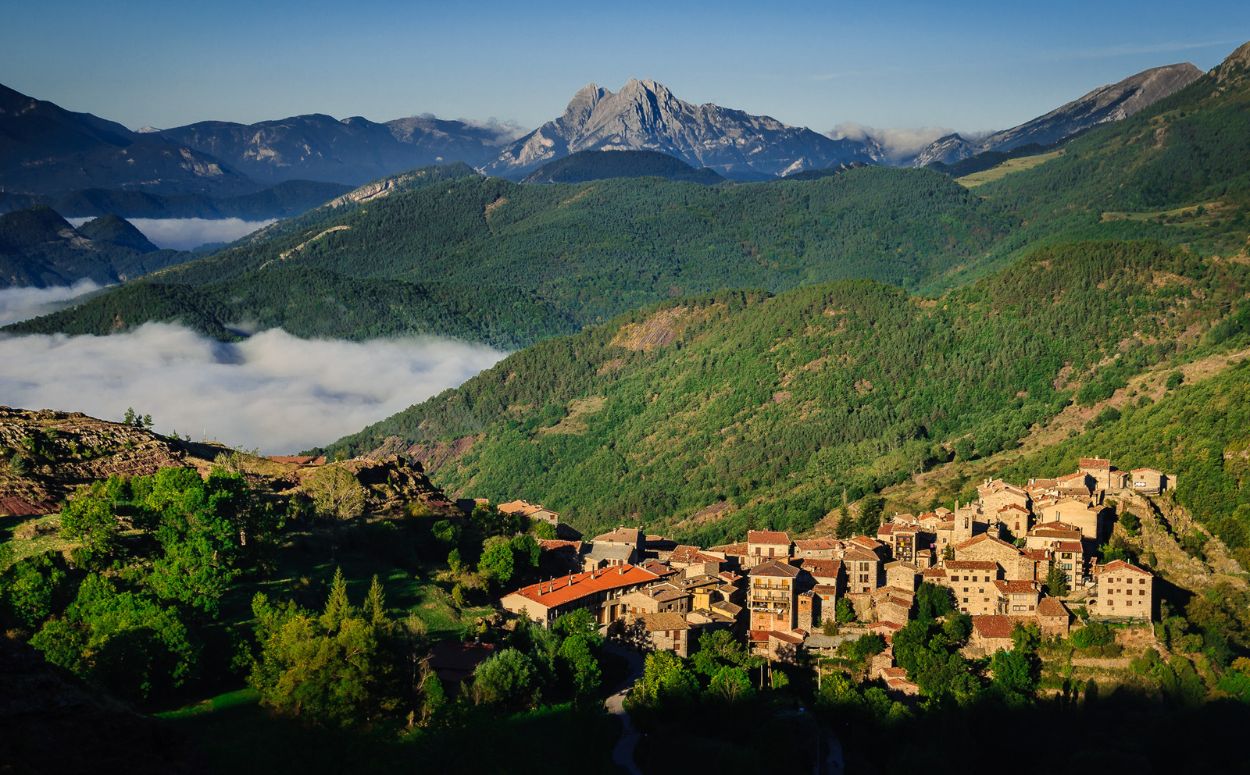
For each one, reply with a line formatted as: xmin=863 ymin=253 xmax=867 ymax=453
xmin=498 ymin=459 xmax=1170 ymax=691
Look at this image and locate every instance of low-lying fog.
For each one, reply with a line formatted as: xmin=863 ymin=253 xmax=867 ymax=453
xmin=67 ymin=217 xmax=276 ymax=250
xmin=0 ymin=323 xmax=506 ymax=454
xmin=0 ymin=279 xmax=108 ymax=326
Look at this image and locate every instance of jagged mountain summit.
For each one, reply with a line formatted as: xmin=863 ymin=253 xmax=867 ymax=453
xmin=159 ymin=113 xmax=517 ymax=186
xmin=912 ymin=62 xmax=1203 ymax=166
xmin=483 ymin=79 xmax=875 ymax=180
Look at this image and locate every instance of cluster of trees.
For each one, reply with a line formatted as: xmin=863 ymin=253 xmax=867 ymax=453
xmin=431 ymin=504 xmax=544 ymax=602
xmin=0 ymin=467 xmax=280 ymax=702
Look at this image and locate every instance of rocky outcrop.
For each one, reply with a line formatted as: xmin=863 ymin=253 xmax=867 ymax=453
xmin=484 ymin=79 xmax=875 ymax=180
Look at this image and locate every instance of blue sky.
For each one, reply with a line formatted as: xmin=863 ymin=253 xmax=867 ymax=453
xmin=3 ymin=0 xmax=1247 ymax=135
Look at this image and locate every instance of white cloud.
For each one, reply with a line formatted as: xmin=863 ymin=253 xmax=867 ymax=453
xmin=0 ymin=279 xmax=109 ymax=326
xmin=0 ymin=324 xmax=506 ymax=454
xmin=66 ymin=217 xmax=276 ymax=251
xmin=830 ymin=122 xmax=957 ymax=162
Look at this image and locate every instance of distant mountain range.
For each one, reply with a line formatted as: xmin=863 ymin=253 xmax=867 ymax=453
xmin=0 ymin=206 xmax=186 ymax=287
xmin=909 ymin=63 xmax=1203 ymax=166
xmin=484 ymin=79 xmax=874 ymax=180
xmin=157 ymin=113 xmax=514 ymax=186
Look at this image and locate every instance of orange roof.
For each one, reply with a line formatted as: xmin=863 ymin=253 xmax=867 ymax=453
xmin=1079 ymin=457 xmax=1110 ymax=469
xmin=1055 ymin=541 xmax=1084 ymax=553
xmin=1096 ymin=559 xmax=1150 ymax=576
xmin=843 ymin=545 xmax=881 ymax=562
xmin=877 ymin=523 xmax=895 ymax=536
xmin=750 ymin=559 xmax=800 ymax=578
xmin=994 ymin=580 xmax=1037 ymax=594
xmin=747 ymin=529 xmax=791 ymax=545
xmin=539 ymin=539 xmax=581 ymax=552
xmin=850 ymin=535 xmax=885 ymax=550
xmin=921 ymin=567 xmax=947 ymax=578
xmin=1057 ymin=472 xmax=1087 ymax=482
xmin=794 ymin=537 xmax=840 ymax=550
xmin=954 ymin=533 xmax=1019 ymax=552
xmin=1037 ymin=597 xmax=1070 ymax=618
xmin=972 ymin=615 xmax=1015 ymax=640
xmin=945 ymin=560 xmax=998 ymax=571
xmin=801 ymin=559 xmax=843 ymax=579
xmin=709 ymin=542 xmax=748 ymax=556
xmin=505 ymin=564 xmax=658 ymax=608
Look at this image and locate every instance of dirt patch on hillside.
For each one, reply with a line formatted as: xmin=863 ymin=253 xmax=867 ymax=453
xmin=484 ymin=196 xmax=508 ymax=220
xmin=538 ymin=396 xmax=607 ymax=435
xmin=279 ymin=225 xmax=351 ymax=260
xmin=610 ymin=305 xmax=718 ymax=352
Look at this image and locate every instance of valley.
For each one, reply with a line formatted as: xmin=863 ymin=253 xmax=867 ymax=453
xmin=3 ymin=20 xmax=1250 ymax=775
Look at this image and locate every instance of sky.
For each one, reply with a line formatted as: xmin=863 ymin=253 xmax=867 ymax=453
xmin=2 ymin=1 xmax=1248 ymax=137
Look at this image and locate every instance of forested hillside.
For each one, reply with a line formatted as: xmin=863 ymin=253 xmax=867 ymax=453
xmin=324 ymin=240 xmax=1250 ymax=545
xmin=9 ymin=164 xmax=1013 ymax=345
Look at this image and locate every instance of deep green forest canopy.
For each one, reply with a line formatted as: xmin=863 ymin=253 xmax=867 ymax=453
xmin=323 ymin=240 xmax=1250 ymax=545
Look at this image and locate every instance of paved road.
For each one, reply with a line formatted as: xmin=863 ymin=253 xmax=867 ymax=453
xmin=603 ymin=642 xmax=644 ymax=775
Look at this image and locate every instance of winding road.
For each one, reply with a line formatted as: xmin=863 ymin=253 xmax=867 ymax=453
xmin=602 ymin=642 xmax=644 ymax=775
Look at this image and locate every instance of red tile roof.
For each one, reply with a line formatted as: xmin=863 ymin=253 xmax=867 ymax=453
xmin=972 ymin=615 xmax=1016 ymax=640
xmin=954 ymin=533 xmax=1018 ymax=552
xmin=747 ymin=530 xmax=791 ymax=545
xmin=994 ymin=580 xmax=1038 ymax=594
xmin=505 ymin=564 xmax=658 ymax=608
xmin=1037 ymin=597 xmax=1070 ymax=618
xmin=800 ymin=558 xmax=843 ymax=580
xmin=945 ymin=560 xmax=998 ymax=571
xmin=1096 ymin=559 xmax=1151 ymax=576
xmin=1055 ymin=541 xmax=1084 ymax=553
xmin=749 ymin=559 xmax=800 ymax=578
xmin=793 ymin=537 xmax=840 ymax=551
xmin=1079 ymin=458 xmax=1111 ymax=469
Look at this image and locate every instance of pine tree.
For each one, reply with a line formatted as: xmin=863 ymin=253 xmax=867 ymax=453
xmin=363 ymin=574 xmax=387 ymax=626
xmin=321 ymin=568 xmax=352 ymax=630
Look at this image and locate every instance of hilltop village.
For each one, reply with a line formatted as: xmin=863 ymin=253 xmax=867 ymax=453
xmin=499 ymin=458 xmax=1169 ymax=689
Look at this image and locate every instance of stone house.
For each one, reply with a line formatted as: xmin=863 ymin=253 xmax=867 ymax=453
xmin=885 ymin=560 xmax=920 ymax=591
xmin=1129 ymin=468 xmax=1167 ymax=495
xmin=1036 ymin=596 xmax=1071 ymax=637
xmin=793 ymin=537 xmax=841 ymax=560
xmin=968 ymin=615 xmax=1017 ymax=656
xmin=640 ymin=612 xmax=693 ymax=657
xmin=843 ymin=545 xmax=883 ymax=594
xmin=954 ymin=533 xmax=1033 ymax=581
xmin=944 ymin=560 xmax=1001 ymax=615
xmin=500 ymin=564 xmax=661 ymax=627
xmin=1090 ymin=559 xmax=1153 ymax=620
xmin=747 ymin=559 xmax=800 ymax=631
xmin=745 ymin=530 xmax=792 ymax=569
xmin=994 ymin=580 xmax=1039 ymax=615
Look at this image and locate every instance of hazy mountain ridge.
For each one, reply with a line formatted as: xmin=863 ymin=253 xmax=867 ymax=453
xmin=520 ymin=149 xmax=725 ymax=184
xmin=158 ymin=113 xmax=514 ymax=186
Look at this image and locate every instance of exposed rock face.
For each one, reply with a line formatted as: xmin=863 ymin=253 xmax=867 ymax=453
xmin=484 ymin=79 xmax=875 ymax=180
xmin=159 ymin=113 xmax=512 ymax=186
xmin=1214 ymin=41 xmax=1250 ymax=84
xmin=913 ymin=62 xmax=1204 ymax=166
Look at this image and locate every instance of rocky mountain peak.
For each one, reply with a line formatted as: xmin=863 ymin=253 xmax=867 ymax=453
xmin=1214 ymin=40 xmax=1250 ymax=83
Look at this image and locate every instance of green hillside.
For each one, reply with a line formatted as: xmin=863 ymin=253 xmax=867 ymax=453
xmin=8 ymin=164 xmax=1013 ymax=346
xmin=323 ymin=240 xmax=1250 ymax=545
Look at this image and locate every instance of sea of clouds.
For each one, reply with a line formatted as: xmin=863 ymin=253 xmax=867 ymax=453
xmin=0 ymin=323 xmax=506 ymax=453
xmin=0 ymin=279 xmax=108 ymax=326
xmin=66 ymin=217 xmax=276 ymax=250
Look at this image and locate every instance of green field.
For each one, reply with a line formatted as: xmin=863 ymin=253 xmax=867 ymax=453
xmin=956 ymin=150 xmax=1064 ymax=187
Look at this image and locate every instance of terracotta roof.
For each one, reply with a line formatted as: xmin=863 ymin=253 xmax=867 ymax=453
xmin=504 ymin=564 xmax=658 ymax=608
xmin=876 ymin=523 xmax=895 ymax=536
xmin=998 ymin=503 xmax=1030 ymax=514
xmin=1037 ymin=597 xmax=1070 ymax=618
xmin=1079 ymin=457 xmax=1111 ymax=469
xmin=770 ymin=630 xmax=805 ymax=645
xmin=1056 ymin=472 xmax=1087 ymax=483
xmin=668 ymin=545 xmax=705 ymax=564
xmin=1030 ymin=524 xmax=1082 ymax=539
xmin=800 ymin=558 xmax=843 ymax=580
xmin=593 ymin=526 xmax=643 ymax=544
xmin=539 ymin=539 xmax=581 ymax=552
xmin=954 ymin=533 xmax=1019 ymax=552
xmin=749 ymin=559 xmax=800 ymax=578
xmin=748 ymin=630 xmax=772 ymax=642
xmin=850 ymin=535 xmax=885 ymax=550
xmin=1023 ymin=549 xmax=1050 ymax=562
xmin=1130 ymin=467 xmax=1163 ymax=476
xmin=921 ymin=567 xmax=947 ymax=579
xmin=811 ymin=584 xmax=839 ymax=596
xmin=793 ymin=537 xmax=840 ymax=551
xmin=640 ymin=560 xmax=677 ymax=576
xmin=747 ymin=529 xmax=791 ymax=545
xmin=994 ymin=580 xmax=1038 ymax=594
xmin=1055 ymin=541 xmax=1084 ymax=553
xmin=881 ymin=666 xmax=908 ymax=679
xmin=945 ymin=560 xmax=998 ymax=571
xmin=972 ymin=615 xmax=1015 ymax=640
xmin=641 ymin=612 xmax=690 ymax=631
xmin=1096 ymin=559 xmax=1151 ymax=576
xmin=843 ymin=545 xmax=881 ymax=562
xmin=709 ymin=542 xmax=748 ymax=556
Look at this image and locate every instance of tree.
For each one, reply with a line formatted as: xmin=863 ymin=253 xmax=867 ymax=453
xmin=431 ymin=519 xmax=461 ymax=545
xmin=305 ymin=466 xmax=366 ymax=520
xmin=627 ymin=651 xmax=700 ymax=712
xmin=835 ymin=597 xmax=856 ymax=624
xmin=471 ymin=648 xmax=538 ymax=709
xmin=856 ymin=495 xmax=885 ymax=536
xmin=30 ymin=574 xmax=195 ymax=702
xmin=914 ymin=582 xmax=956 ymax=621
xmin=0 ymin=551 xmax=71 ymax=630
xmin=552 ymin=609 xmax=603 ymax=697
xmin=708 ymin=665 xmax=753 ymax=702
xmin=249 ymin=571 xmax=398 ymax=726
xmin=1046 ymin=561 xmax=1070 ymax=597
xmin=691 ymin=629 xmax=747 ymax=678
xmin=479 ymin=536 xmax=516 ymax=586
xmin=59 ymin=482 xmax=122 ymax=565
xmin=835 ymin=501 xmax=854 ymax=539
xmin=510 ymin=534 xmax=541 ymax=572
